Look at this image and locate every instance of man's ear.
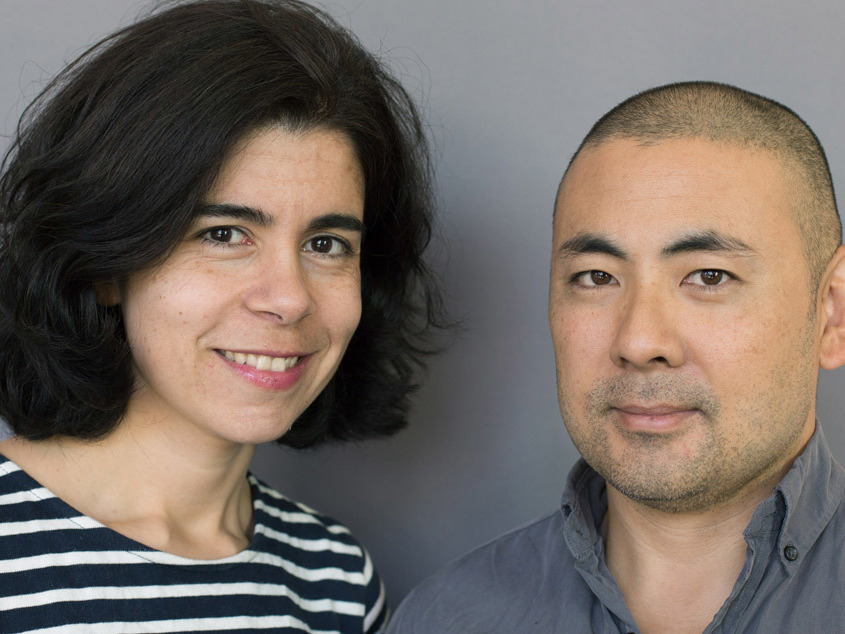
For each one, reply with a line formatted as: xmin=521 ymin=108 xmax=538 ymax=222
xmin=94 ymin=281 xmax=121 ymax=307
xmin=819 ymin=245 xmax=845 ymax=370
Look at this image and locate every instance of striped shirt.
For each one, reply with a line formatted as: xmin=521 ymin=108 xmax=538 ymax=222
xmin=0 ymin=455 xmax=387 ymax=633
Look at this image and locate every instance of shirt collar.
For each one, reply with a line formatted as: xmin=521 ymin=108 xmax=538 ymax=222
xmin=762 ymin=424 xmax=845 ymax=574
xmin=560 ymin=458 xmax=605 ymax=560
xmin=560 ymin=423 xmax=845 ymax=577
xmin=560 ymin=459 xmax=636 ymax=628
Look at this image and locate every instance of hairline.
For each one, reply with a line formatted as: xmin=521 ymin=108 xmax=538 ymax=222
xmin=556 ymin=131 xmax=838 ymax=293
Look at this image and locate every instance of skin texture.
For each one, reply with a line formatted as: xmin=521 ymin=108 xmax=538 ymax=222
xmin=550 ymin=137 xmax=820 ymax=515
xmin=548 ymin=136 xmax=845 ymax=632
xmin=116 ymin=125 xmax=365 ymax=451
xmin=0 ymin=126 xmax=366 ymax=558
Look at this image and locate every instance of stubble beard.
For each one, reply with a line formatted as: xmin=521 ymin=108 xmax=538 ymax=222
xmin=559 ymin=367 xmax=814 ymax=514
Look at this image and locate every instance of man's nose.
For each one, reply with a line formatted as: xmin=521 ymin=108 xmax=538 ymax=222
xmin=242 ymin=251 xmax=315 ymax=325
xmin=609 ymin=283 xmax=685 ymax=370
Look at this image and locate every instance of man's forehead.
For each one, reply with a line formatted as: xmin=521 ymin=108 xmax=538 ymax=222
xmin=552 ymin=136 xmax=805 ymax=262
xmin=556 ymin=137 xmax=791 ymax=218
xmin=562 ymin=136 xmax=781 ymax=188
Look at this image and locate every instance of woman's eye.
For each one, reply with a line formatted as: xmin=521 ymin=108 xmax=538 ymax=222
xmin=573 ymin=270 xmax=616 ymax=286
xmin=687 ymin=269 xmax=729 ymax=286
xmin=202 ymin=226 xmax=250 ymax=245
xmin=303 ymin=235 xmax=350 ymax=256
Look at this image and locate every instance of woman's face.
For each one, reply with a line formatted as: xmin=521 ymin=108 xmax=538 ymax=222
xmin=115 ymin=126 xmax=365 ymax=447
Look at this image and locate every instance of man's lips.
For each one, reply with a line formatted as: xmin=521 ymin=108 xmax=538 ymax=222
xmin=611 ymin=404 xmax=699 ymax=432
xmin=614 ymin=404 xmax=696 ymax=416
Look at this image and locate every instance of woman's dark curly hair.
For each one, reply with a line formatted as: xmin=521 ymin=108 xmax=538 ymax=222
xmin=0 ymin=0 xmax=446 ymax=448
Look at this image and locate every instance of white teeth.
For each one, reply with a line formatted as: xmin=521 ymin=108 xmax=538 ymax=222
xmin=222 ymin=350 xmax=299 ymax=372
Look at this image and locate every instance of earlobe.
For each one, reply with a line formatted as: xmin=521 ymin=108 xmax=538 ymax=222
xmin=818 ymin=245 xmax=845 ymax=370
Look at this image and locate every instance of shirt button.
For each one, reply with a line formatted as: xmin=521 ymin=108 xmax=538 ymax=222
xmin=784 ymin=545 xmax=799 ymax=561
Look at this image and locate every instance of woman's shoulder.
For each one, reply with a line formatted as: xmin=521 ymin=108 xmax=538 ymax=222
xmin=0 ymin=452 xmax=75 ymax=520
xmin=245 ymin=473 xmax=386 ymax=628
xmin=247 ymin=473 xmax=371 ymax=564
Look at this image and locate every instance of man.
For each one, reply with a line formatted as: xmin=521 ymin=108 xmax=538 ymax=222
xmin=388 ymin=82 xmax=845 ymax=633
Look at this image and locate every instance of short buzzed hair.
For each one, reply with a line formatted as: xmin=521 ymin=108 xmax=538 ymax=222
xmin=563 ymin=81 xmax=842 ymax=289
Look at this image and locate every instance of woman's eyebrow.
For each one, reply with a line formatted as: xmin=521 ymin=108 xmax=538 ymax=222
xmin=305 ymin=213 xmax=364 ymax=234
xmin=196 ymin=203 xmax=274 ymax=226
xmin=196 ymin=204 xmax=364 ymax=235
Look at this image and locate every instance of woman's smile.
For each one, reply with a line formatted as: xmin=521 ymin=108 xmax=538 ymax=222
xmin=218 ymin=349 xmax=309 ymax=390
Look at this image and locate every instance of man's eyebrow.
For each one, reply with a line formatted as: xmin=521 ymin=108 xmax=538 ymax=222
xmin=662 ymin=231 xmax=756 ymax=258
xmin=196 ymin=205 xmax=364 ymax=234
xmin=556 ymin=233 xmax=628 ymax=260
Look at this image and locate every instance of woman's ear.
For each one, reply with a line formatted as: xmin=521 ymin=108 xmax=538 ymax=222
xmin=819 ymin=245 xmax=845 ymax=370
xmin=94 ymin=281 xmax=121 ymax=307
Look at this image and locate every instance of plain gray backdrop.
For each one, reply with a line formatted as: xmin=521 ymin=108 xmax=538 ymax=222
xmin=2 ymin=0 xmax=844 ymax=607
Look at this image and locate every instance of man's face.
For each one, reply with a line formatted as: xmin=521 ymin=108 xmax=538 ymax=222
xmin=550 ymin=137 xmax=822 ymax=513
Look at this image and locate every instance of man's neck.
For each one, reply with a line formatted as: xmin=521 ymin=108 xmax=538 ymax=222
xmin=602 ymin=485 xmax=771 ymax=634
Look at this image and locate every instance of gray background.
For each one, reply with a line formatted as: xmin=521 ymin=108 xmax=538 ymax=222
xmin=2 ymin=0 xmax=844 ymax=607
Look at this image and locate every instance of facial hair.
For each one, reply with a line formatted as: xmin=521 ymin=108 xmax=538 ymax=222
xmin=561 ymin=370 xmax=812 ymax=513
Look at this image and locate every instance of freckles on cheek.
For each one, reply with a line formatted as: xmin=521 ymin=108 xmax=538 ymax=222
xmin=322 ymin=278 xmax=362 ymax=332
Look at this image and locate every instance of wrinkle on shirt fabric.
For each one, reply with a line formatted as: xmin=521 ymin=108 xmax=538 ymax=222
xmin=387 ymin=424 xmax=845 ymax=634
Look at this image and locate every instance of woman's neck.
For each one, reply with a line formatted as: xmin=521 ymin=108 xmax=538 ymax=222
xmin=0 ymin=421 xmax=257 ymax=559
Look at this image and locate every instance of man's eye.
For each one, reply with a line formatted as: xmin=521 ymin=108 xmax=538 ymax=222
xmin=573 ymin=270 xmax=616 ymax=286
xmin=303 ymin=235 xmax=351 ymax=256
xmin=687 ymin=269 xmax=729 ymax=286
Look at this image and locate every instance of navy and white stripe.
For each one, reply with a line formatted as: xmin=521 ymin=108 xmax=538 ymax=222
xmin=0 ymin=456 xmax=387 ymax=633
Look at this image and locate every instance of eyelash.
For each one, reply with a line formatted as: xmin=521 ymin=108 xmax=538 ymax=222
xmin=570 ymin=270 xmax=617 ymax=287
xmin=301 ymin=235 xmax=354 ymax=258
xmin=199 ymin=226 xmax=252 ymax=248
xmin=683 ymin=269 xmax=736 ymax=290
xmin=198 ymin=226 xmax=355 ymax=259
xmin=569 ymin=269 xmax=736 ymax=289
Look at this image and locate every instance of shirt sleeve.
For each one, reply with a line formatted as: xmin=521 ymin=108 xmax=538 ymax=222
xmin=362 ymin=549 xmax=388 ymax=634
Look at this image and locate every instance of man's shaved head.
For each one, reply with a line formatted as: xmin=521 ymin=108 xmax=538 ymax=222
xmin=559 ymin=81 xmax=841 ymax=289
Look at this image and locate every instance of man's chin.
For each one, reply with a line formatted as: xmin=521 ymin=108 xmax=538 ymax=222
xmin=606 ymin=477 xmax=718 ymax=514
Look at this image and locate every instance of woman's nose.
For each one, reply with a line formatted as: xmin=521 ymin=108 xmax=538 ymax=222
xmin=242 ymin=251 xmax=315 ymax=325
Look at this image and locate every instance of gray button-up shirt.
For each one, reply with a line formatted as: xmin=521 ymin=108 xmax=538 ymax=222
xmin=388 ymin=425 xmax=845 ymax=633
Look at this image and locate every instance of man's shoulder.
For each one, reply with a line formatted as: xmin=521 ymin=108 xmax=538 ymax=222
xmin=420 ymin=509 xmax=568 ymax=588
xmin=388 ymin=510 xmax=589 ymax=633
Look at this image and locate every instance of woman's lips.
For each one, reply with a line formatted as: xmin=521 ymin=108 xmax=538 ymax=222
xmin=220 ymin=349 xmax=300 ymax=371
xmin=217 ymin=349 xmax=309 ymax=390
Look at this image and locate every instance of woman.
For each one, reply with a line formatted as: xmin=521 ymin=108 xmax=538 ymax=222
xmin=0 ymin=1 xmax=443 ymax=631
